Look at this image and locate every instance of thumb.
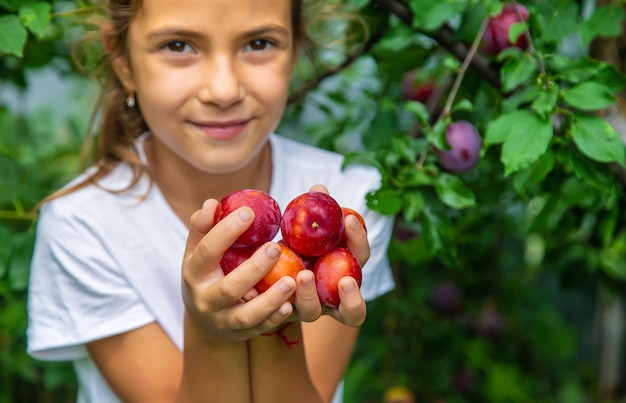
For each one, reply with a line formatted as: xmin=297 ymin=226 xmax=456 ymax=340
xmin=184 ymin=199 xmax=219 ymax=261
xmin=309 ymin=184 xmax=329 ymax=194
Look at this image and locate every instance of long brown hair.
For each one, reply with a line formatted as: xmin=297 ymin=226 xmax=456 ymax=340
xmin=38 ymin=0 xmax=360 ymax=208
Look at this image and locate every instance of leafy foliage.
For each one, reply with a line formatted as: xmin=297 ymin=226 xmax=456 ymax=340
xmin=2 ymin=0 xmax=626 ymax=402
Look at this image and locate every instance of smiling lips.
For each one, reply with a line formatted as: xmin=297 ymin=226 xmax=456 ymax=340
xmin=193 ymin=119 xmax=250 ymax=140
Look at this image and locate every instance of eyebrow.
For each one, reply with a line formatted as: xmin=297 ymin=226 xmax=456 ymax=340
xmin=243 ymin=24 xmax=291 ymax=38
xmin=146 ymin=24 xmax=291 ymax=42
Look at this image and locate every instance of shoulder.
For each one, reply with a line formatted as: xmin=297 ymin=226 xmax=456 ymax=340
xmin=38 ymin=163 xmax=149 ymax=235
xmin=271 ymin=134 xmax=382 ymax=189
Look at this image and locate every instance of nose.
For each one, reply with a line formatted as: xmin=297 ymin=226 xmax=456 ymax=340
xmin=198 ymin=56 xmax=244 ymax=108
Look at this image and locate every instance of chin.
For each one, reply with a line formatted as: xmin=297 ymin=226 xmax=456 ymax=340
xmin=193 ymin=155 xmax=255 ymax=175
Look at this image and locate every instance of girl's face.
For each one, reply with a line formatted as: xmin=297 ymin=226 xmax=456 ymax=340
xmin=115 ymin=0 xmax=296 ymax=174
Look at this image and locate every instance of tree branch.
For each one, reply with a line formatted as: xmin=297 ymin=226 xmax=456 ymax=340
xmin=288 ymin=21 xmax=388 ymax=104
xmin=373 ymin=0 xmax=500 ymax=88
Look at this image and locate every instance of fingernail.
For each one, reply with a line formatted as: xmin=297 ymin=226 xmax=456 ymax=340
xmin=279 ymin=279 xmax=293 ymax=294
xmin=278 ymin=302 xmax=291 ymax=316
xmin=349 ymin=215 xmax=359 ymax=230
xmin=266 ymin=245 xmax=281 ymax=259
xmin=202 ymin=199 xmax=212 ymax=209
xmin=342 ymin=280 xmax=356 ymax=294
xmin=302 ymin=276 xmax=314 ymax=289
xmin=238 ymin=208 xmax=252 ymax=222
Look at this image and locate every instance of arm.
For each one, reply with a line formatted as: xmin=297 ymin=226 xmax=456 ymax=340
xmin=248 ymin=185 xmax=370 ymax=402
xmin=302 ymin=317 xmax=360 ymax=403
xmin=86 ymin=318 xmax=252 ymax=403
xmin=88 ymin=199 xmax=298 ymax=402
xmin=86 ymin=322 xmax=182 ymax=403
xmin=177 ymin=313 xmax=250 ymax=403
xmin=177 ymin=199 xmax=299 ymax=401
xmin=299 ymin=189 xmax=370 ymax=401
xmin=248 ymin=321 xmax=323 ymax=403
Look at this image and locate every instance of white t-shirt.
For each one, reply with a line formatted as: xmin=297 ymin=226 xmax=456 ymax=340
xmin=27 ymin=133 xmax=395 ymax=403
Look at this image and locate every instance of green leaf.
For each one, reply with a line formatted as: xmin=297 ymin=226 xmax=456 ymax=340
xmin=404 ymin=101 xmax=430 ymax=127
xmin=579 ymin=5 xmax=626 ymax=45
xmin=485 ymin=364 xmax=530 ymax=402
xmin=451 ymin=99 xmax=473 ymax=113
xmin=389 ymin=136 xmax=419 ymax=165
xmin=567 ymin=147 xmax=616 ymax=192
xmin=342 ymin=151 xmax=383 ymax=173
xmin=485 ymin=109 xmax=553 ymax=174
xmin=433 ymin=173 xmax=476 ymax=210
xmin=0 ymin=15 xmax=28 ymax=57
xmin=528 ymin=193 xmax=568 ymax=233
xmin=428 ymin=118 xmax=451 ymax=151
xmin=562 ymin=82 xmax=616 ymax=111
xmin=533 ymin=0 xmax=579 ymax=45
xmin=508 ymin=22 xmax=528 ymax=45
xmin=502 ymin=85 xmax=540 ymax=112
xmin=594 ymin=62 xmax=626 ymax=94
xmin=599 ymin=233 xmax=626 ymax=281
xmin=374 ymin=24 xmax=416 ymax=52
xmin=18 ymin=2 xmax=51 ymax=39
xmin=402 ymin=191 xmax=426 ymax=222
xmin=0 ymin=0 xmax=27 ymax=12
xmin=485 ymin=110 xmax=526 ymax=146
xmin=409 ymin=0 xmax=469 ymax=32
xmin=366 ymin=189 xmax=403 ymax=215
xmin=512 ymin=150 xmax=554 ymax=195
xmin=531 ymin=84 xmax=559 ymax=117
xmin=494 ymin=111 xmax=553 ymax=176
xmin=560 ymin=177 xmax=600 ymax=209
xmin=571 ymin=114 xmax=626 ymax=165
xmin=364 ymin=99 xmax=399 ymax=150
xmin=420 ymin=206 xmax=457 ymax=266
xmin=398 ymin=167 xmax=433 ymax=187
xmin=501 ymin=52 xmax=538 ymax=92
xmin=598 ymin=208 xmax=619 ymax=248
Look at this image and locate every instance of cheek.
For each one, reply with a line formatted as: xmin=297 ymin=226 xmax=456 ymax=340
xmin=135 ymin=64 xmax=193 ymax=113
xmin=249 ymin=63 xmax=293 ymax=106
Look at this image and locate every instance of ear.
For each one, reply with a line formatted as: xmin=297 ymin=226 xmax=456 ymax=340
xmin=101 ymin=22 xmax=135 ymax=92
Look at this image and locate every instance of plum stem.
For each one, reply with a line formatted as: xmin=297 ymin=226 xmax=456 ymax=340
xmin=414 ymin=18 xmax=488 ymax=170
xmin=511 ymin=0 xmax=546 ymax=77
xmin=438 ymin=17 xmax=489 ymax=122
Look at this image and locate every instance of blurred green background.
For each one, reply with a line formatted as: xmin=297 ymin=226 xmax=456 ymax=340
xmin=2 ymin=0 xmax=626 ymax=402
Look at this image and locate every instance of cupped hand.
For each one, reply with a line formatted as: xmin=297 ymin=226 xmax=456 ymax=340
xmin=181 ymin=199 xmax=297 ymax=343
xmin=289 ymin=185 xmax=370 ymax=327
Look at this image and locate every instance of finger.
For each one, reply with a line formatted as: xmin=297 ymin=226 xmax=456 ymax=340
xmin=228 ymin=276 xmax=296 ymax=331
xmin=293 ymin=269 xmax=322 ymax=322
xmin=183 ymin=199 xmax=219 ymax=262
xmin=344 ymin=214 xmax=370 ymax=267
xmin=242 ymin=287 xmax=259 ymax=302
xmin=216 ymin=243 xmax=282 ymax=306
xmin=185 ymin=206 xmax=255 ymax=282
xmin=334 ymin=277 xmax=366 ymax=327
xmin=259 ymin=301 xmax=294 ymax=334
xmin=308 ymin=184 xmax=329 ymax=194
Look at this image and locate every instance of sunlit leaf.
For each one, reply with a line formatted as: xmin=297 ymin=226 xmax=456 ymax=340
xmin=0 ymin=15 xmax=27 ymax=57
xmin=571 ymin=114 xmax=626 ymax=165
xmin=562 ymin=82 xmax=616 ymax=111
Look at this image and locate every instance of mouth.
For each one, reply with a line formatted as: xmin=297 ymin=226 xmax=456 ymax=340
xmin=192 ymin=118 xmax=251 ymax=140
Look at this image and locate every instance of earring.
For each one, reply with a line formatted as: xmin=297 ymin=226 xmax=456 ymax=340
xmin=126 ymin=93 xmax=136 ymax=108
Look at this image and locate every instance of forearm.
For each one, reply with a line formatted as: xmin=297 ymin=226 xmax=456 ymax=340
xmin=302 ymin=317 xmax=360 ymax=402
xmin=248 ymin=322 xmax=323 ymax=403
xmin=177 ymin=312 xmax=250 ymax=403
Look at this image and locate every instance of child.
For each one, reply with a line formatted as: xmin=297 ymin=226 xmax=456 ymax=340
xmin=26 ymin=0 xmax=395 ymax=402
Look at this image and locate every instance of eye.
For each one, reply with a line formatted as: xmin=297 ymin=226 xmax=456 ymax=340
xmin=164 ymin=41 xmax=192 ymax=53
xmin=245 ymin=39 xmax=273 ymax=52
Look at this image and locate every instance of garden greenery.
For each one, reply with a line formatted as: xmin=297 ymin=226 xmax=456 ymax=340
xmin=1 ymin=0 xmax=625 ymax=401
